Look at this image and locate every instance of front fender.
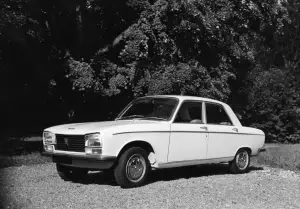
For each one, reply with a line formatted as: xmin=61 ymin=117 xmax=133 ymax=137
xmin=104 ymin=131 xmax=171 ymax=164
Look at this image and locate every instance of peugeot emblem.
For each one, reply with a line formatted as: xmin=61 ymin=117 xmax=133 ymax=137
xmin=64 ymin=138 xmax=69 ymax=146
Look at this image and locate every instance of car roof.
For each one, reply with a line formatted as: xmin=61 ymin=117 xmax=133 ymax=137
xmin=143 ymin=95 xmax=227 ymax=106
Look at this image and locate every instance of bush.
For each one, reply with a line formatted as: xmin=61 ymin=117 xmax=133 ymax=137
xmin=0 ymin=137 xmax=43 ymax=156
xmin=245 ymin=67 xmax=300 ymax=143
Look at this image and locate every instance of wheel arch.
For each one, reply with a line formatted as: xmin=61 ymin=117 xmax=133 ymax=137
xmin=236 ymin=147 xmax=252 ymax=155
xmin=115 ymin=141 xmax=156 ymax=164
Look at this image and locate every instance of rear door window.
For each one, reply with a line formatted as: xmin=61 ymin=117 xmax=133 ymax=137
xmin=205 ymin=103 xmax=232 ymax=125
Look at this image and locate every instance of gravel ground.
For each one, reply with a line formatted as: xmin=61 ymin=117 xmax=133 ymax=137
xmin=0 ymin=163 xmax=300 ymax=209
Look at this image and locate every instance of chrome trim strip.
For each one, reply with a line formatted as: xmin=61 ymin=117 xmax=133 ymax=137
xmin=207 ymin=132 xmax=264 ymax=136
xmin=53 ymin=150 xmax=87 ymax=156
xmin=113 ymin=131 xmax=170 ymax=135
xmin=113 ymin=131 xmax=264 ymax=136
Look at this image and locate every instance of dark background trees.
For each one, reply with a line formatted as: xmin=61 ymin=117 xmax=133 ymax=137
xmin=1 ymin=0 xmax=299 ymax=143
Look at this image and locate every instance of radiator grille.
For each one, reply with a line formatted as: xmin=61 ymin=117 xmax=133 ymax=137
xmin=55 ymin=134 xmax=85 ymax=152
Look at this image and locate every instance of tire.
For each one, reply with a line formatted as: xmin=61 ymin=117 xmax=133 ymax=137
xmin=229 ymin=149 xmax=250 ymax=174
xmin=56 ymin=164 xmax=88 ymax=182
xmin=114 ymin=147 xmax=150 ymax=188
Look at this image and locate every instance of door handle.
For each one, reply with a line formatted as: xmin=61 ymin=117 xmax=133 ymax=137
xmin=232 ymin=128 xmax=238 ymax=132
xmin=200 ymin=126 xmax=208 ymax=131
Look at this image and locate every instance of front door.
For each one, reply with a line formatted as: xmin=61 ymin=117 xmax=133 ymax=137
xmin=168 ymin=101 xmax=208 ymax=162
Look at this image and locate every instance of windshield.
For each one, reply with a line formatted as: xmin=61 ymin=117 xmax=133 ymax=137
xmin=116 ymin=97 xmax=179 ymax=121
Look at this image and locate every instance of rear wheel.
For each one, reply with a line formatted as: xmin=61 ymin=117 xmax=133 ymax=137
xmin=56 ymin=164 xmax=88 ymax=182
xmin=114 ymin=147 xmax=150 ymax=188
xmin=229 ymin=149 xmax=250 ymax=174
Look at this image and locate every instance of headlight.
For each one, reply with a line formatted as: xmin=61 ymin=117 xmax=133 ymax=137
xmin=85 ymin=133 xmax=102 ymax=147
xmin=43 ymin=131 xmax=56 ymax=145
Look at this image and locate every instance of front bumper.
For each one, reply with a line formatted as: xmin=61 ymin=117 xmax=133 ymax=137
xmin=42 ymin=151 xmax=116 ymax=170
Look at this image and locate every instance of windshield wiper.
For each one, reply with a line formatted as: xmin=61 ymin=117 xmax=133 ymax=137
xmin=117 ymin=115 xmax=167 ymax=121
xmin=117 ymin=115 xmax=145 ymax=120
xmin=142 ymin=116 xmax=167 ymax=121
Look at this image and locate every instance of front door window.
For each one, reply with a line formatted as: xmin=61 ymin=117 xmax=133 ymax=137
xmin=174 ymin=102 xmax=203 ymax=124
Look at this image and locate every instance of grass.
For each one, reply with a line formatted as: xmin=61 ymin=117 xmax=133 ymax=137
xmin=0 ymin=152 xmax=52 ymax=169
xmin=0 ymin=136 xmax=51 ymax=169
xmin=252 ymin=144 xmax=300 ymax=172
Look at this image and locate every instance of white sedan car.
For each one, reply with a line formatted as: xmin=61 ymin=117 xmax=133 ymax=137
xmin=42 ymin=95 xmax=266 ymax=188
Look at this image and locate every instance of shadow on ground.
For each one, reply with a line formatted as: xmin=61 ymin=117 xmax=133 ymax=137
xmin=76 ymin=164 xmax=264 ymax=186
xmin=78 ymin=170 xmax=117 ymax=186
xmin=148 ymin=164 xmax=263 ymax=183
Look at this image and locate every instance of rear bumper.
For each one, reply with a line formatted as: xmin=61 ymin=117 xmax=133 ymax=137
xmin=42 ymin=151 xmax=116 ymax=170
xmin=258 ymin=147 xmax=266 ymax=153
xmin=252 ymin=147 xmax=266 ymax=156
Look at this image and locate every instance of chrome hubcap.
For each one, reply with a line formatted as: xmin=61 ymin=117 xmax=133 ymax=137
xmin=236 ymin=151 xmax=249 ymax=170
xmin=126 ymin=154 xmax=146 ymax=182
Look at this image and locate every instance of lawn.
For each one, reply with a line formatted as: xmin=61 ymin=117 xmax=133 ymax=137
xmin=0 ymin=152 xmax=52 ymax=169
xmin=252 ymin=144 xmax=300 ymax=172
xmin=0 ymin=136 xmax=51 ymax=169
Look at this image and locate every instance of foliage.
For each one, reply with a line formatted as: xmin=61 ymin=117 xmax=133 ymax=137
xmin=1 ymin=0 xmax=299 ymax=144
xmin=68 ymin=0 xmax=290 ymax=100
xmin=246 ymin=67 xmax=300 ymax=143
xmin=244 ymin=0 xmax=300 ymax=143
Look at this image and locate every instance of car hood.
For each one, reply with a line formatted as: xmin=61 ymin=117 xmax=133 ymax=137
xmin=45 ymin=120 xmax=168 ymax=135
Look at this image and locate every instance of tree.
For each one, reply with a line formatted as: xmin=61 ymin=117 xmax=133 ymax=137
xmin=68 ymin=0 xmax=289 ymax=101
xmin=243 ymin=0 xmax=300 ymax=143
xmin=0 ymin=0 xmax=294 ymax=140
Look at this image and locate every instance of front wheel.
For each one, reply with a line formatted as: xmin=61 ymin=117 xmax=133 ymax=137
xmin=56 ymin=164 xmax=88 ymax=182
xmin=114 ymin=147 xmax=150 ymax=188
xmin=229 ymin=149 xmax=250 ymax=174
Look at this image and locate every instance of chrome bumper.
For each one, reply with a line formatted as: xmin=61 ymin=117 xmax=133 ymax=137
xmin=42 ymin=151 xmax=116 ymax=170
xmin=258 ymin=147 xmax=266 ymax=153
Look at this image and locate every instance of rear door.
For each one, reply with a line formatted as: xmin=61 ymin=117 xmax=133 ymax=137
xmin=205 ymin=102 xmax=240 ymax=159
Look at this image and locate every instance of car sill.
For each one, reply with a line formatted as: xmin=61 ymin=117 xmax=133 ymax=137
xmin=154 ymin=157 xmax=234 ymax=169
